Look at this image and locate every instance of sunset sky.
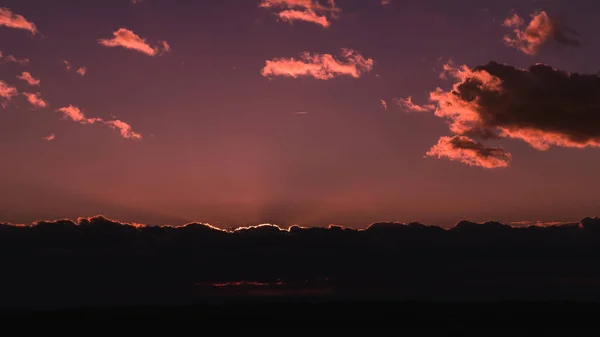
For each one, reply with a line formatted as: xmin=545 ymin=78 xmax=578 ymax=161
xmin=1 ymin=0 xmax=599 ymax=228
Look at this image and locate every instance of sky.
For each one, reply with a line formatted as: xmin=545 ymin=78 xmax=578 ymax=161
xmin=1 ymin=0 xmax=600 ymax=228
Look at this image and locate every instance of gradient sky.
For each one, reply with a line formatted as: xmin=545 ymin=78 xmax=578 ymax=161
xmin=1 ymin=0 xmax=600 ymax=228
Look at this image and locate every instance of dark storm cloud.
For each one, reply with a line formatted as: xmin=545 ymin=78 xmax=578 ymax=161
xmin=417 ymin=61 xmax=600 ymax=167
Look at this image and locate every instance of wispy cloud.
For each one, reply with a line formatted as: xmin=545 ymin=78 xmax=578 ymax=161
xmin=43 ymin=133 xmax=55 ymax=141
xmin=56 ymin=105 xmax=142 ymax=140
xmin=17 ymin=71 xmax=40 ymax=86
xmin=261 ymin=48 xmax=374 ymax=80
xmin=259 ymin=0 xmax=340 ymax=27
xmin=62 ymin=59 xmax=71 ymax=70
xmin=277 ymin=9 xmax=330 ymax=27
xmin=381 ymin=0 xmax=391 ymax=5
xmin=380 ymin=99 xmax=387 ymax=110
xmin=98 ymin=28 xmax=171 ymax=56
xmin=396 ymin=96 xmax=435 ymax=112
xmin=0 ymin=51 xmax=29 ymax=65
xmin=23 ymin=92 xmax=48 ymax=108
xmin=502 ymin=10 xmax=581 ymax=55
xmin=76 ymin=67 xmax=87 ymax=76
xmin=104 ymin=120 xmax=142 ymax=139
xmin=0 ymin=7 xmax=38 ymax=34
xmin=292 ymin=111 xmax=309 ymax=115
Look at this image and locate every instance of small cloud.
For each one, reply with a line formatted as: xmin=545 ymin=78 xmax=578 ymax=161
xmin=104 ymin=119 xmax=142 ymax=140
xmin=0 ymin=51 xmax=29 ymax=65
xmin=98 ymin=28 xmax=171 ymax=56
xmin=277 ymin=9 xmax=330 ymax=27
xmin=292 ymin=111 xmax=309 ymax=115
xmin=381 ymin=0 xmax=391 ymax=5
xmin=396 ymin=96 xmax=434 ymax=112
xmin=261 ymin=48 xmax=374 ymax=80
xmin=56 ymin=105 xmax=141 ymax=140
xmin=76 ymin=67 xmax=87 ymax=76
xmin=502 ymin=10 xmax=581 ymax=55
xmin=62 ymin=59 xmax=71 ymax=70
xmin=17 ymin=71 xmax=40 ymax=86
xmin=43 ymin=133 xmax=55 ymax=141
xmin=0 ymin=80 xmax=18 ymax=107
xmin=380 ymin=99 xmax=387 ymax=110
xmin=426 ymin=135 xmax=511 ymax=168
xmin=259 ymin=0 xmax=341 ymax=27
xmin=23 ymin=92 xmax=47 ymax=108
xmin=0 ymin=7 xmax=38 ymax=34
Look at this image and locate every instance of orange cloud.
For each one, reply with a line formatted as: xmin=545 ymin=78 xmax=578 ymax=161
xmin=43 ymin=133 xmax=55 ymax=141
xmin=426 ymin=136 xmax=511 ymax=168
xmin=98 ymin=28 xmax=171 ymax=56
xmin=76 ymin=67 xmax=87 ymax=76
xmin=56 ymin=105 xmax=141 ymax=140
xmin=23 ymin=92 xmax=48 ymax=108
xmin=260 ymin=0 xmax=340 ymax=27
xmin=261 ymin=48 xmax=374 ymax=80
xmin=17 ymin=71 xmax=40 ymax=86
xmin=396 ymin=96 xmax=435 ymax=112
xmin=0 ymin=7 xmax=38 ymax=34
xmin=502 ymin=11 xmax=580 ymax=55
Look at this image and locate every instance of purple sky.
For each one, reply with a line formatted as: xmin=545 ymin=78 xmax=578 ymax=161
xmin=1 ymin=0 xmax=600 ymax=228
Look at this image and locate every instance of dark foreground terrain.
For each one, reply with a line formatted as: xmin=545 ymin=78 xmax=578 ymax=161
xmin=3 ymin=215 xmax=600 ymax=334
xmin=2 ymin=300 xmax=599 ymax=335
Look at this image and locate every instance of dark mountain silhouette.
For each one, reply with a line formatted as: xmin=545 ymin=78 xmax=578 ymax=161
xmin=2 ymin=214 xmax=600 ymax=313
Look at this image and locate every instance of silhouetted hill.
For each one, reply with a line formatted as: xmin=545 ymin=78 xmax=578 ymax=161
xmin=2 ymin=215 xmax=600 ymax=311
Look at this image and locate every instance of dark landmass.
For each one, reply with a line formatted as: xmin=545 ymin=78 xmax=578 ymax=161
xmin=3 ymin=301 xmax=600 ymax=335
xmin=3 ymin=215 xmax=600 ymax=315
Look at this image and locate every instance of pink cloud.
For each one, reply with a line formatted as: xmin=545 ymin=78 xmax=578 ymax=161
xmin=23 ymin=92 xmax=48 ymax=108
xmin=0 ymin=7 xmax=38 ymax=34
xmin=17 ymin=71 xmax=40 ymax=86
xmin=56 ymin=105 xmax=141 ymax=140
xmin=502 ymin=11 xmax=580 ymax=55
xmin=380 ymin=99 xmax=387 ymax=110
xmin=381 ymin=0 xmax=391 ymax=5
xmin=0 ymin=80 xmax=18 ymax=108
xmin=98 ymin=28 xmax=171 ymax=56
xmin=396 ymin=96 xmax=435 ymax=112
xmin=56 ymin=105 xmax=100 ymax=124
xmin=261 ymin=48 xmax=374 ymax=80
xmin=76 ymin=67 xmax=87 ymax=76
xmin=259 ymin=0 xmax=340 ymax=27
xmin=259 ymin=0 xmax=339 ymax=12
xmin=426 ymin=136 xmax=511 ymax=168
xmin=277 ymin=9 xmax=330 ymax=27
xmin=0 ymin=51 xmax=29 ymax=65
xmin=43 ymin=133 xmax=55 ymax=141
xmin=104 ymin=120 xmax=142 ymax=140
xmin=62 ymin=59 xmax=71 ymax=70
